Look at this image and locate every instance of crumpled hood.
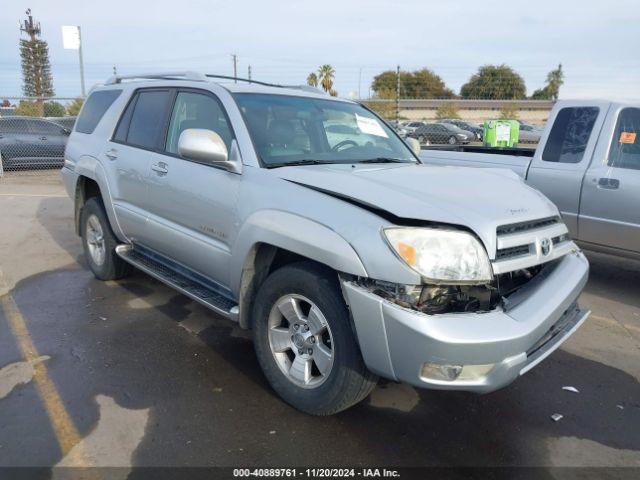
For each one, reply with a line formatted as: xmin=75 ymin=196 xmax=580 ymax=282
xmin=273 ymin=163 xmax=559 ymax=256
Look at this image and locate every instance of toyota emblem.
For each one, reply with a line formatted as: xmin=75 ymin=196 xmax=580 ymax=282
xmin=540 ymin=238 xmax=551 ymax=256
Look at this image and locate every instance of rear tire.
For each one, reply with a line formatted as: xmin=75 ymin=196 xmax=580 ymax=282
xmin=253 ymin=262 xmax=378 ymax=415
xmin=80 ymin=197 xmax=132 ymax=281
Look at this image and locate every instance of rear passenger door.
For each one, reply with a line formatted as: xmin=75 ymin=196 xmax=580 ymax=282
xmin=526 ymin=102 xmax=607 ymax=238
xmin=578 ymin=106 xmax=640 ymax=254
xmin=144 ymin=89 xmax=240 ymax=289
xmin=108 ymin=88 xmax=174 ymax=244
xmin=26 ymin=119 xmax=68 ymax=164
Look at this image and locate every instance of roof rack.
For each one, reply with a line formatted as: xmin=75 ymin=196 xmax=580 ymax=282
xmin=104 ymin=71 xmax=207 ymax=85
xmin=103 ymin=71 xmax=327 ymax=95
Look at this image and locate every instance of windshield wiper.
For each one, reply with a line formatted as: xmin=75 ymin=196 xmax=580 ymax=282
xmin=357 ymin=157 xmax=415 ymax=164
xmin=265 ymin=159 xmax=337 ymax=169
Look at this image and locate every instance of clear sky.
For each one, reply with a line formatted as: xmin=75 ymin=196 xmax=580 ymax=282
xmin=1 ymin=0 xmax=638 ymax=100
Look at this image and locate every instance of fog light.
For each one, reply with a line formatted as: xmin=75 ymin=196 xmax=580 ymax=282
xmin=421 ymin=363 xmax=495 ymax=382
xmin=420 ymin=363 xmax=463 ymax=381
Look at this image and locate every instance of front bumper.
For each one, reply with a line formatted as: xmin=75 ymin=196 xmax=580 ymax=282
xmin=342 ymin=250 xmax=589 ymax=393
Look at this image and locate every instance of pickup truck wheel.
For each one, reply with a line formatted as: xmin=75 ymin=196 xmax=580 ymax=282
xmin=80 ymin=198 xmax=131 ymax=281
xmin=253 ymin=262 xmax=378 ymax=415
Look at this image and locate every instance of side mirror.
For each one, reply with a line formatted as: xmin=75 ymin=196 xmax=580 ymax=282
xmin=405 ymin=137 xmax=422 ymax=156
xmin=178 ymin=128 xmax=228 ymax=164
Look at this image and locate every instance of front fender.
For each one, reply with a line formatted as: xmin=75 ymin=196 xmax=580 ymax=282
xmin=230 ymin=209 xmax=368 ymax=296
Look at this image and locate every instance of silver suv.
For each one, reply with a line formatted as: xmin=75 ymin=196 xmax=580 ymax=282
xmin=62 ymin=71 xmax=590 ymax=415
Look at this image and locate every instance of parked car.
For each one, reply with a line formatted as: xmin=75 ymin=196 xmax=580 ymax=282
xmin=61 ymin=72 xmax=589 ymax=415
xmin=402 ymin=121 xmax=427 ymax=134
xmin=0 ymin=116 xmax=70 ymax=169
xmin=422 ymin=100 xmax=640 ymax=260
xmin=518 ymin=121 xmax=542 ymax=144
xmin=409 ymin=122 xmax=474 ymax=145
xmin=439 ymin=119 xmax=483 ymax=141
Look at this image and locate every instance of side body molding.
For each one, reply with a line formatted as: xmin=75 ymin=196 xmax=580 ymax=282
xmin=231 ymin=210 xmax=368 ymax=312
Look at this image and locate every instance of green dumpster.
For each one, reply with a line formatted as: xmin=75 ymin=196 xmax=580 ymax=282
xmin=483 ymin=120 xmax=520 ymax=147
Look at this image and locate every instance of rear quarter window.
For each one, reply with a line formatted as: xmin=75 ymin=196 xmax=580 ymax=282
xmin=75 ymin=90 xmax=122 ymax=134
xmin=542 ymin=107 xmax=599 ymax=163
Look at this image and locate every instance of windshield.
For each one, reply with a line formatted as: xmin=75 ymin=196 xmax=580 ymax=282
xmin=233 ymin=93 xmax=416 ymax=167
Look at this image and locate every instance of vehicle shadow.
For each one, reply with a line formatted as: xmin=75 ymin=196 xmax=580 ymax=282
xmin=583 ymin=251 xmax=640 ymax=309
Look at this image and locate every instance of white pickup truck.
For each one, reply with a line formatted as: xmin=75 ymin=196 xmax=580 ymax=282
xmin=421 ymin=100 xmax=640 ymax=260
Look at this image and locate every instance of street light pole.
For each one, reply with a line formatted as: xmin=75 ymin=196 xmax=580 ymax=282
xmin=78 ymin=26 xmax=86 ymax=97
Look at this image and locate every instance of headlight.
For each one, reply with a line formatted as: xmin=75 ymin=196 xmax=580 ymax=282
xmin=383 ymin=227 xmax=493 ymax=284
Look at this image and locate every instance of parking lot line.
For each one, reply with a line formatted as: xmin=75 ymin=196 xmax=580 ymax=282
xmin=0 ymin=193 xmax=67 ymax=197
xmin=0 ymin=291 xmax=85 ymax=463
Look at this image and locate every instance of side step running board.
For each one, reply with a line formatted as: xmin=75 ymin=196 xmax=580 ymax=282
xmin=115 ymin=245 xmax=239 ymax=321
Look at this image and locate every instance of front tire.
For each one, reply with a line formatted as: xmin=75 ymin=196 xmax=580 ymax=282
xmin=253 ymin=262 xmax=377 ymax=415
xmin=80 ymin=197 xmax=131 ymax=280
xmin=448 ymin=135 xmax=458 ymax=145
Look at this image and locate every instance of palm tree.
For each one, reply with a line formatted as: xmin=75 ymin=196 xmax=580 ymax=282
xmin=317 ymin=64 xmax=335 ymax=93
xmin=306 ymin=72 xmax=318 ymax=88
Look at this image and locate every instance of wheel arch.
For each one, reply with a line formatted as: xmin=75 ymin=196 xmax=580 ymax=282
xmin=232 ymin=211 xmax=368 ymax=329
xmin=73 ymin=156 xmax=125 ymax=240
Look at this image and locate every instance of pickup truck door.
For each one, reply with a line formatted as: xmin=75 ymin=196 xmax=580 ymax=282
xmin=526 ymin=101 xmax=609 ymax=238
xmin=143 ymin=89 xmax=240 ymax=289
xmin=578 ymin=105 xmax=640 ymax=254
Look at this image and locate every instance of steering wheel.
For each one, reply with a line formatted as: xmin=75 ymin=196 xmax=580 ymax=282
xmin=332 ymin=140 xmax=358 ymax=151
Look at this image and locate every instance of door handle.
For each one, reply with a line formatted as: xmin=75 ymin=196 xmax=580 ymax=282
xmin=151 ymin=162 xmax=168 ymax=175
xmin=104 ymin=149 xmax=118 ymax=160
xmin=40 ymin=136 xmax=47 ymax=141
xmin=597 ymin=177 xmax=620 ymax=190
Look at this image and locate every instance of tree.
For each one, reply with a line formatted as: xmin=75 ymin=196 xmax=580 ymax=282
xmin=44 ymin=101 xmax=65 ymax=117
xmin=1 ymin=99 xmax=10 ymax=107
xmin=366 ymin=88 xmax=396 ymax=119
xmin=498 ymin=103 xmax=519 ymax=120
xmin=19 ymin=10 xmax=54 ymax=99
xmin=435 ymin=103 xmax=461 ymax=120
xmin=66 ymin=97 xmax=85 ymax=116
xmin=306 ymin=72 xmax=318 ymax=88
xmin=460 ymin=65 xmax=526 ymax=100
xmin=14 ymin=100 xmax=42 ymax=116
xmin=371 ymin=68 xmax=454 ymax=99
xmin=531 ymin=64 xmax=564 ymax=101
xmin=318 ymin=64 xmax=335 ymax=94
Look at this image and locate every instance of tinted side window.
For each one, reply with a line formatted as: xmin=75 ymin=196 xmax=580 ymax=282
xmin=542 ymin=107 xmax=599 ymax=163
xmin=122 ymin=90 xmax=172 ymax=149
xmin=75 ymin=90 xmax=121 ymax=134
xmin=165 ymin=92 xmax=234 ymax=154
xmin=608 ymin=108 xmax=640 ymax=171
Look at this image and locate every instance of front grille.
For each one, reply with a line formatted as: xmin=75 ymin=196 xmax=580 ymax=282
xmin=492 ymin=216 xmax=572 ymax=275
xmin=496 ymin=244 xmax=532 ymax=260
xmin=496 ymin=216 xmax=559 ymax=236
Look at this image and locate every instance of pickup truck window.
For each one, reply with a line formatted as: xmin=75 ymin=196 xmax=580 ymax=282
xmin=542 ymin=107 xmax=599 ymax=163
xmin=608 ymin=107 xmax=640 ymax=171
xmin=165 ymin=92 xmax=234 ymax=154
xmin=233 ymin=93 xmax=415 ymax=167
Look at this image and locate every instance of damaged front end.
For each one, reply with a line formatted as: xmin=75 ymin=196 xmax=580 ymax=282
xmin=355 ymin=262 xmax=551 ymax=315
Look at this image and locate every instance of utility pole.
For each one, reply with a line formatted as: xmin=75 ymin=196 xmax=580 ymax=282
xmin=232 ymin=54 xmax=238 ymax=83
xmin=358 ymin=67 xmax=362 ymax=100
xmin=248 ymin=65 xmax=252 ymax=81
xmin=113 ymin=65 xmax=117 ymax=75
xmin=396 ymin=65 xmax=400 ymax=124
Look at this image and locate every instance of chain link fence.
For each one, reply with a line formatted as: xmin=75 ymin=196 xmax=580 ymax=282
xmin=0 ymin=97 xmax=78 ymax=177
